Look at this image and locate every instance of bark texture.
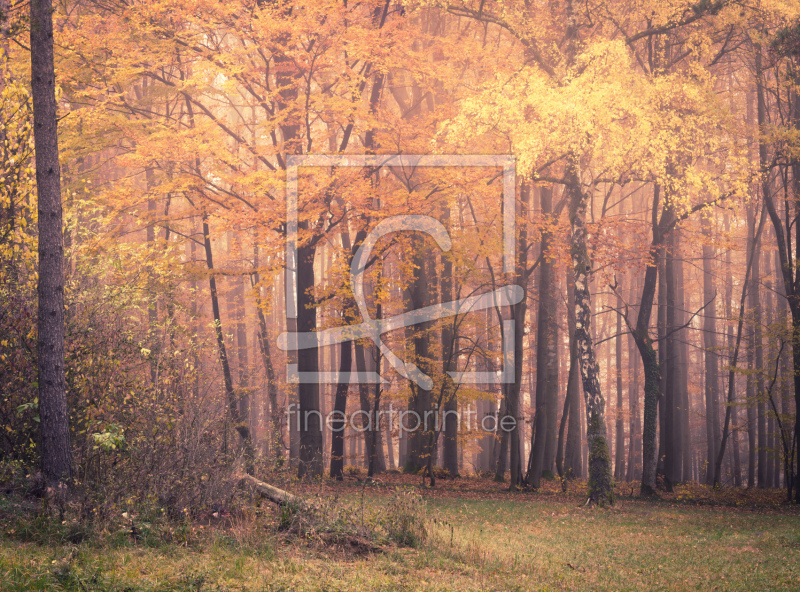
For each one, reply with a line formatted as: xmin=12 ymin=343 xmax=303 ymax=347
xmin=568 ymin=167 xmax=613 ymax=506
xmin=32 ymin=0 xmax=71 ymax=484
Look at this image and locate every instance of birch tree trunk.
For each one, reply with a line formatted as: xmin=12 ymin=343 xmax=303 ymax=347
xmin=568 ymin=165 xmax=613 ymax=505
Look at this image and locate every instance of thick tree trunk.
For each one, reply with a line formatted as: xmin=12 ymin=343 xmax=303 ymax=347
xmin=441 ymin=214 xmax=459 ymax=478
xmin=354 ymin=308 xmax=375 ymax=473
xmin=507 ymin=301 xmax=526 ymax=489
xmin=329 ymin=337 xmax=351 ymax=480
xmin=355 ymin=339 xmax=385 ymax=476
xmin=792 ymin=88 xmax=800 ymax=503
xmin=635 ymin=186 xmax=667 ymax=497
xmin=530 ymin=186 xmax=557 ymax=488
xmin=296 ymin=238 xmax=323 ymax=478
xmin=404 ymin=235 xmax=434 ymax=472
xmin=32 ymin=0 xmax=71 ymax=484
xmin=504 ymin=181 xmax=532 ymax=489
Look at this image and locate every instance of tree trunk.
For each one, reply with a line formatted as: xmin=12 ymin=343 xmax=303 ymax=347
xmin=228 ymin=236 xmax=251 ymax=449
xmin=635 ymin=185 xmax=668 ymax=497
xmin=745 ymin=204 xmax=762 ymax=487
xmin=477 ymin=308 xmax=499 ymax=475
xmin=568 ymin=165 xmax=613 ymax=505
xmin=502 ymin=181 xmax=532 ymax=490
xmin=404 ymin=234 xmax=434 ymax=472
xmin=714 ymin=207 xmax=765 ymax=487
xmin=32 ymin=0 xmax=71 ymax=484
xmin=724 ymin=212 xmax=743 ymax=486
xmin=656 ymin=222 xmax=669 ymax=488
xmin=329 ymin=334 xmax=351 ymax=480
xmin=441 ymin=210 xmax=459 ymax=477
xmin=252 ymin=241 xmax=283 ymax=464
xmin=202 ymin=216 xmax=255 ymax=472
xmin=701 ymin=217 xmax=720 ymax=484
xmin=530 ymin=185 xmax=557 ymax=488
xmin=296 ymin=237 xmax=323 ymax=478
xmin=564 ymin=269 xmax=583 ymax=478
xmin=626 ymin=296 xmax=641 ymax=482
xmin=677 ymin=231 xmax=692 ymax=483
xmin=755 ymin=44 xmax=800 ymax=502
xmin=614 ymin=292 xmax=626 ymax=481
xmin=145 ymin=187 xmax=158 ymax=385
xmin=355 ymin=339 xmax=385 ymax=476
xmin=755 ymin=243 xmax=767 ymax=489
xmin=776 ymin=247 xmax=793 ymax=493
xmin=494 ymin=395 xmax=509 ymax=482
xmin=764 ymin=250 xmax=776 ymax=488
xmin=664 ymin=228 xmax=681 ymax=486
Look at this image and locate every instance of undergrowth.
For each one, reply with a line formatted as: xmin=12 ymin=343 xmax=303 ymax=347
xmin=277 ymin=486 xmax=427 ymax=549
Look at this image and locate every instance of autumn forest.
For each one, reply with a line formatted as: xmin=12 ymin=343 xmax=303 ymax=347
xmin=2 ymin=1 xmax=800 ymax=590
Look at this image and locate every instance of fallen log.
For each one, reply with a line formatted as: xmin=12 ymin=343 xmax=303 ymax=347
xmin=236 ymin=471 xmax=383 ymax=554
xmin=238 ymin=473 xmax=304 ymax=508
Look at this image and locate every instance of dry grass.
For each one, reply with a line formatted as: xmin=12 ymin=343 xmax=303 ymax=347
xmin=1 ymin=476 xmax=799 ymax=591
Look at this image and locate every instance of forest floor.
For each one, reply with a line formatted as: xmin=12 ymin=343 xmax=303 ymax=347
xmin=1 ymin=474 xmax=799 ymax=591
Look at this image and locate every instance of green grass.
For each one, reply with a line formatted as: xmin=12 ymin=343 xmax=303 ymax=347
xmin=1 ymin=489 xmax=799 ymax=591
xmin=425 ymin=497 xmax=800 ymax=591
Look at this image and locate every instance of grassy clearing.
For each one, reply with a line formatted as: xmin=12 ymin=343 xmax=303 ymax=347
xmin=1 ymin=479 xmax=799 ymax=591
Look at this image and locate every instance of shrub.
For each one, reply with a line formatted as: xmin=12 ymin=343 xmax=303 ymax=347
xmin=343 ymin=465 xmax=365 ymax=478
xmin=382 ymin=488 xmax=427 ymax=547
xmin=275 ymin=486 xmax=428 ymax=549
